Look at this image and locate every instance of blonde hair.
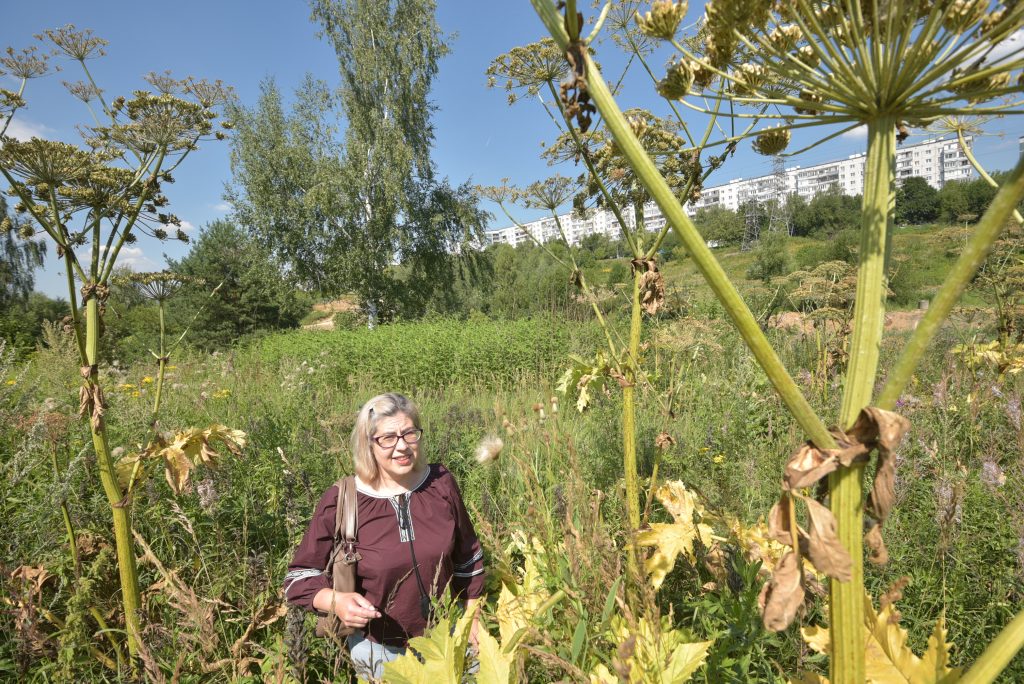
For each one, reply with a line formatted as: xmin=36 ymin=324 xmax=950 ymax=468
xmin=351 ymin=393 xmax=422 ymax=486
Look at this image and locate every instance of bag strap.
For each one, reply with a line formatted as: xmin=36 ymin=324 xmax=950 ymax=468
xmin=324 ymin=476 xmax=359 ymax=581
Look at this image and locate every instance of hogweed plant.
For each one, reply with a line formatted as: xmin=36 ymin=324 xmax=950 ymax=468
xmin=530 ymin=0 xmax=1024 ymax=681
xmin=112 ymin=270 xmax=220 ymax=425
xmin=485 ymin=31 xmax=743 ymax=566
xmin=0 ymin=26 xmax=233 ymax=661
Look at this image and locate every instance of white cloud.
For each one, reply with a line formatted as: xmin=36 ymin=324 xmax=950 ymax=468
xmin=213 ymin=202 xmax=231 ymax=212
xmin=841 ymin=125 xmax=867 ymax=140
xmin=112 ymin=247 xmax=159 ymax=271
xmin=75 ymin=245 xmax=158 ymax=272
xmin=988 ymin=28 xmax=1023 ymax=65
xmin=4 ymin=118 xmax=52 ymax=141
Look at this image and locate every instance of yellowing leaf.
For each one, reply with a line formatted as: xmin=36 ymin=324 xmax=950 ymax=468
xmin=382 ymin=611 xmax=474 ymax=684
xmin=662 ymin=640 xmax=713 ymax=683
xmin=589 ymin=664 xmax=618 ymax=683
xmin=475 ymin=628 xmax=514 ymax=684
xmin=114 ymin=452 xmax=145 ymax=491
xmin=496 ymin=536 xmax=551 ymax=648
xmin=595 ymin=614 xmax=711 ymax=683
xmin=635 ymin=482 xmax=714 ymax=590
xmin=153 ymin=424 xmax=247 ymax=495
xmin=800 ymin=592 xmax=962 ymax=683
xmin=162 ymin=447 xmax=192 ymax=495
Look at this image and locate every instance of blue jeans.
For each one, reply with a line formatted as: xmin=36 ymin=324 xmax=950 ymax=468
xmin=346 ymin=631 xmax=405 ymax=682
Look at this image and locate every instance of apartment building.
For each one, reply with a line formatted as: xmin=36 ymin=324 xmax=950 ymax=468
xmin=486 ymin=135 xmax=974 ymax=247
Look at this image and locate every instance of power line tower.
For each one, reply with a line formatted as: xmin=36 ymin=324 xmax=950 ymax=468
xmin=741 ymin=189 xmax=760 ymax=251
xmin=765 ymin=155 xmax=792 ymax=235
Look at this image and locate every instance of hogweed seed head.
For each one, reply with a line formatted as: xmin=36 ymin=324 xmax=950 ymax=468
xmin=694 ymin=0 xmax=1024 ymax=144
xmin=753 ymin=126 xmax=791 ymax=155
xmin=657 ymin=59 xmax=694 ymax=100
xmin=636 ymin=1 xmax=689 ymax=41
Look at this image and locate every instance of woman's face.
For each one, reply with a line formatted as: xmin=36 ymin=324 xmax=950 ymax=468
xmin=370 ymin=412 xmax=424 ymax=486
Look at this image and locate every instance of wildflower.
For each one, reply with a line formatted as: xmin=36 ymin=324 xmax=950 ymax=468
xmin=131 ymin=390 xmax=140 ymax=398
xmin=5 ymin=379 xmax=15 ymax=386
xmin=212 ymin=389 xmax=231 ymax=399
xmin=713 ymin=454 xmax=726 ymax=464
xmin=474 ymin=435 xmax=504 ymax=464
xmin=141 ymin=376 xmax=154 ymax=384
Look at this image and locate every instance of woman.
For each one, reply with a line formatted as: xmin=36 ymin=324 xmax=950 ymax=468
xmin=284 ymin=393 xmax=485 ymax=680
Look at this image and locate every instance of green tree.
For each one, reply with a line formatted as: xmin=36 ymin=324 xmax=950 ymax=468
xmin=790 ymin=186 xmax=862 ymax=236
xmin=694 ymin=205 xmax=744 ymax=246
xmin=168 ymin=220 xmax=309 ymax=349
xmin=307 ymin=0 xmax=485 ymax=320
xmin=0 ymin=195 xmax=46 ymax=305
xmin=226 ymin=77 xmax=344 ymax=294
xmin=894 ymin=176 xmax=939 ymax=225
xmin=746 ymin=230 xmax=793 ymax=282
xmin=938 ymin=179 xmax=971 ymax=223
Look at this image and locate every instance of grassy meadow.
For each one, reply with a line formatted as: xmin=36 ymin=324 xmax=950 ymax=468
xmin=2 ymin=294 xmax=1022 ymax=681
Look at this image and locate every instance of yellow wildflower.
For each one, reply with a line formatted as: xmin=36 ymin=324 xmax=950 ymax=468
xmin=713 ymin=454 xmax=726 ymax=464
xmin=141 ymin=376 xmax=154 ymax=384
xmin=5 ymin=379 xmax=16 ymax=386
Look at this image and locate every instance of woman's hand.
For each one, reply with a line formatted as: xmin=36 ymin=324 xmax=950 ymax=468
xmin=313 ymin=589 xmax=381 ymax=629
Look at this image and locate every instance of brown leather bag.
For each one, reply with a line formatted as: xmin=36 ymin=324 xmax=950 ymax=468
xmin=315 ymin=476 xmax=361 ymax=641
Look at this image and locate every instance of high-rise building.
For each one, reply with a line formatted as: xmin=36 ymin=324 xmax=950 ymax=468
xmin=486 ymin=135 xmax=974 ymax=247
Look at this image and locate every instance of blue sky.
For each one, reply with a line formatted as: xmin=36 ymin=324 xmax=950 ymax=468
xmin=4 ymin=1 xmax=1022 ymax=299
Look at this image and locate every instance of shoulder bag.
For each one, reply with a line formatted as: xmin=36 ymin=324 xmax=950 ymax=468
xmin=315 ymin=476 xmax=361 ymax=641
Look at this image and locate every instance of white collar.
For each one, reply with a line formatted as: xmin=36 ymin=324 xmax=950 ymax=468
xmin=354 ymin=466 xmax=430 ymax=498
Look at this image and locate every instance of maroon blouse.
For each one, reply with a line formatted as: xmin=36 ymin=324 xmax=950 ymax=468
xmin=284 ymin=463 xmax=485 ymax=646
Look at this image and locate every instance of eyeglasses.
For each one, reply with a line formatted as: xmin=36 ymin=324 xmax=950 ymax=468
xmin=372 ymin=428 xmax=424 ymax=449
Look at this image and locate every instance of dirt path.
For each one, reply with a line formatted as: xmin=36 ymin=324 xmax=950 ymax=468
xmin=301 ymin=297 xmax=360 ymax=331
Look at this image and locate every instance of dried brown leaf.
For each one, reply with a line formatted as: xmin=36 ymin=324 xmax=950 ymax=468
xmin=654 ymin=431 xmax=676 ymax=451
xmin=865 ymin=522 xmax=889 ymax=565
xmin=759 ymin=551 xmax=805 ymax=632
xmin=639 ymin=270 xmax=666 ymax=316
xmin=795 ymin=494 xmax=852 ymax=581
xmin=783 ymin=444 xmax=840 ymax=490
xmin=767 ymin=496 xmax=794 ymax=547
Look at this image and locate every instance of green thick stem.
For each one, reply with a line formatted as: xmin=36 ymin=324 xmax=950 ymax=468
xmin=530 ymin=0 xmax=835 ymax=452
xmin=960 ymin=608 xmax=1024 ymax=684
xmin=84 ymin=296 xmax=142 ymax=659
xmin=830 ymin=117 xmax=896 ymax=684
xmin=152 ymin=301 xmax=167 ymax=421
xmin=878 ymin=155 xmax=1024 ymax=409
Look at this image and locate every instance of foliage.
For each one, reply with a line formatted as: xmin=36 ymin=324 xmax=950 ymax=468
xmin=256 ymin=316 xmax=593 ymax=389
xmin=789 ymin=188 xmax=862 ymax=238
xmin=694 ymin=206 xmax=744 ymax=247
xmin=0 ymin=292 xmax=68 ymax=358
xmin=168 ymin=220 xmax=309 ymax=350
xmin=226 ymin=76 xmax=344 ymax=294
xmin=292 ymin=0 xmax=488 ymax=320
xmin=0 ymin=195 xmax=45 ymax=306
xmin=746 ymin=231 xmax=792 ymax=283
xmin=895 ymin=177 xmax=940 ymax=226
